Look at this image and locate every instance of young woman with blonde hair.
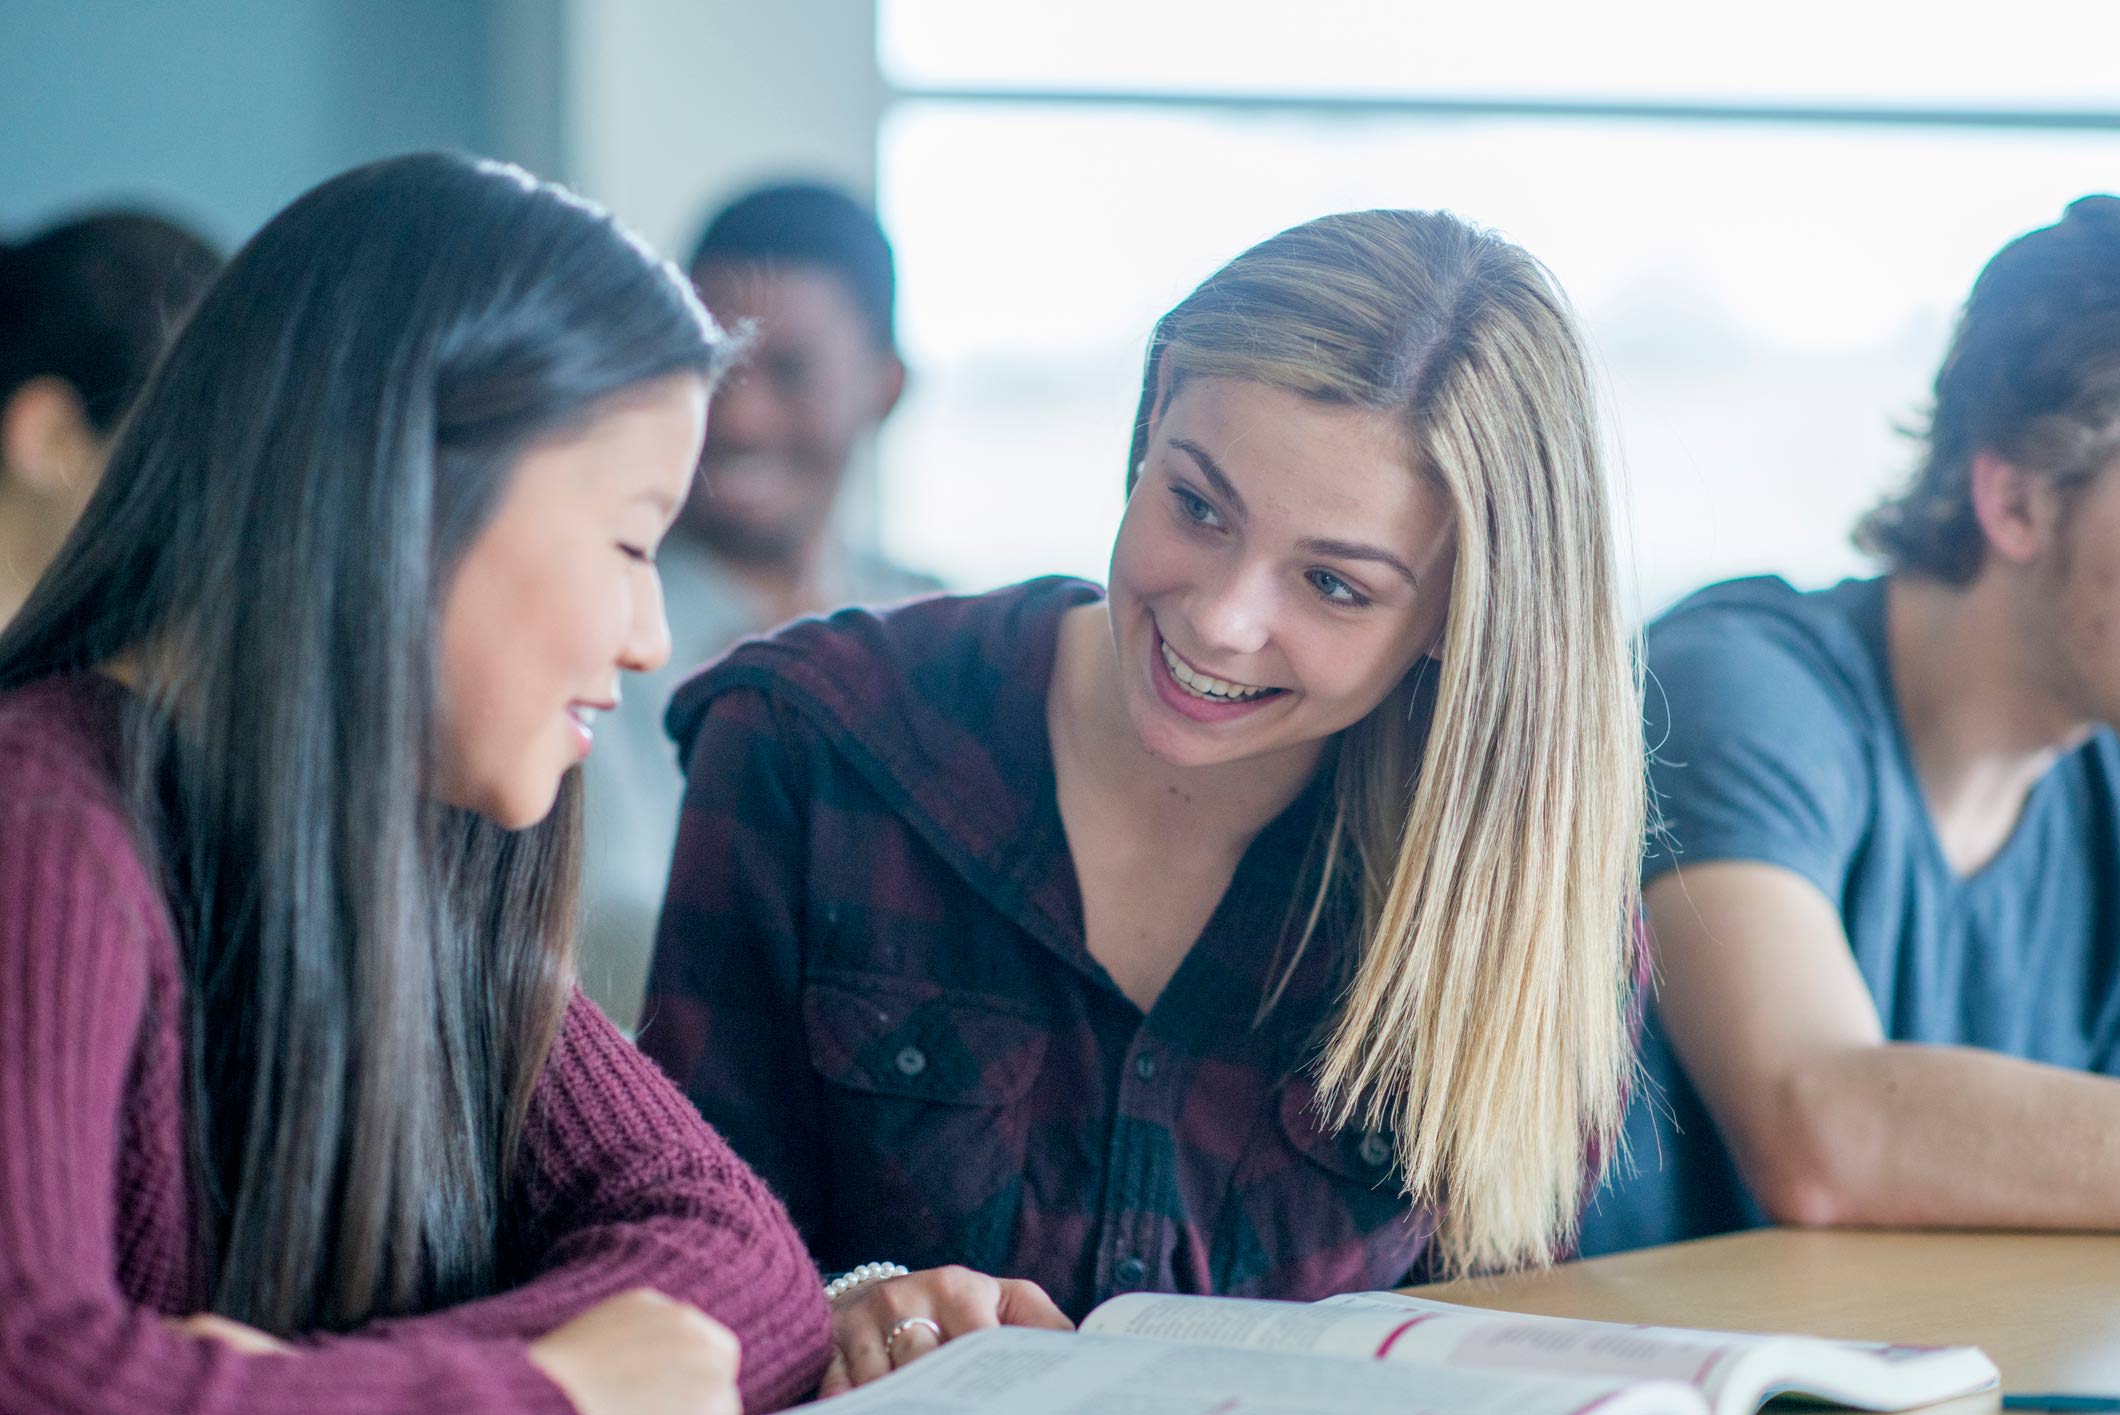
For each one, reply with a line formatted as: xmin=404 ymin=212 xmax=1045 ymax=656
xmin=641 ymin=207 xmax=1647 ymax=1393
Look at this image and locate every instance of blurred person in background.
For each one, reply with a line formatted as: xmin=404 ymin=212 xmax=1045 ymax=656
xmin=1580 ymin=195 xmax=2120 ymax=1256
xmin=582 ymin=180 xmax=939 ymax=1028
xmin=0 ymin=210 xmax=220 ymax=627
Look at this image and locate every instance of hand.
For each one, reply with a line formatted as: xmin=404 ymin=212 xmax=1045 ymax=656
xmin=166 ymin=1313 xmax=296 ymax=1356
xmin=527 ymin=1288 xmax=742 ymax=1415
xmin=819 ymin=1265 xmax=1071 ymax=1396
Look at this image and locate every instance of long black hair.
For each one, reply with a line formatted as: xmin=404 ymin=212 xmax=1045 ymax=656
xmin=0 ymin=153 xmax=733 ymax=1334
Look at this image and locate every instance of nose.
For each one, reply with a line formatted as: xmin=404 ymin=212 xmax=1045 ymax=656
xmin=706 ymin=370 xmax=784 ymax=450
xmin=1190 ymin=560 xmax=1274 ymax=659
xmin=618 ymin=569 xmax=673 ymax=676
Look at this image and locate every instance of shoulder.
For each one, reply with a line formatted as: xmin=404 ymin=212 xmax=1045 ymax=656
xmin=663 ymin=576 xmax=1101 ymax=763
xmin=659 ymin=577 xmax=1099 ymax=871
xmin=1642 ymin=580 xmax=1888 ymax=887
xmin=1648 ymin=575 xmax=1888 ymax=742
xmin=0 ymin=677 xmax=170 ymax=1010
xmin=0 ymin=675 xmax=139 ymax=842
xmin=2060 ymin=726 xmax=2120 ymax=819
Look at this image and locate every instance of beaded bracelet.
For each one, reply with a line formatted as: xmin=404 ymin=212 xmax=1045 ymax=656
xmin=823 ymin=1261 xmax=909 ymax=1305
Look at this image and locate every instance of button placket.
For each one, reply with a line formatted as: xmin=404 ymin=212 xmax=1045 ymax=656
xmin=1100 ymin=1026 xmax=1176 ymax=1302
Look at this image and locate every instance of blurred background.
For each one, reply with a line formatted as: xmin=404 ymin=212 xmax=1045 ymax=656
xmin=7 ymin=0 xmax=2118 ymax=615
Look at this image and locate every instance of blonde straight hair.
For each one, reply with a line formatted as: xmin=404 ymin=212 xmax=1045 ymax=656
xmin=1127 ymin=210 xmax=1645 ymax=1275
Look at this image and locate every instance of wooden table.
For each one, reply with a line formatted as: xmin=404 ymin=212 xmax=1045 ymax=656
xmin=1413 ymin=1229 xmax=2120 ymax=1411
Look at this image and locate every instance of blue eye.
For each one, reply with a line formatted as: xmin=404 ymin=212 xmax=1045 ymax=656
xmin=1307 ymin=569 xmax=1368 ymax=607
xmin=1170 ymin=486 xmax=1222 ymax=529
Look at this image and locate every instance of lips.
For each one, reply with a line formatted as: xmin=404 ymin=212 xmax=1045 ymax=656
xmin=1158 ymin=639 xmax=1276 ymax=702
xmin=564 ymin=697 xmax=616 ymax=758
xmin=1148 ymin=629 xmax=1285 ymax=725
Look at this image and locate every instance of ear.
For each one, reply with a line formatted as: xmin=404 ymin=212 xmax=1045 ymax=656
xmin=1 ymin=377 xmax=101 ymax=499
xmin=1968 ymin=449 xmax=2056 ymax=567
xmin=872 ymin=351 xmax=907 ymax=423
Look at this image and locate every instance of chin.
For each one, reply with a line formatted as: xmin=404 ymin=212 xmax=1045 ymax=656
xmin=476 ymin=781 xmax=562 ymax=833
xmin=1122 ymin=692 xmax=1253 ymax=769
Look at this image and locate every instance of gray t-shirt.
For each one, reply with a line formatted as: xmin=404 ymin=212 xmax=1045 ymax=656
xmin=1580 ymin=574 xmax=2120 ymax=1255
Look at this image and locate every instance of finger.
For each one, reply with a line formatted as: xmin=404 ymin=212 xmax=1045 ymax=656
xmin=995 ymin=1279 xmax=1074 ymax=1331
xmin=684 ymin=1308 xmax=742 ymax=1373
xmin=818 ymin=1348 xmax=853 ymax=1398
xmin=836 ymin=1305 xmax=896 ymax=1389
xmin=884 ymin=1316 xmax=943 ymax=1369
xmin=169 ymin=1315 xmax=296 ymax=1355
xmin=924 ymin=1267 xmax=1002 ymax=1336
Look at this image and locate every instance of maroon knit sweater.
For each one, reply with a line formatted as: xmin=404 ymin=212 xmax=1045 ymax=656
xmin=0 ymin=674 xmax=832 ymax=1414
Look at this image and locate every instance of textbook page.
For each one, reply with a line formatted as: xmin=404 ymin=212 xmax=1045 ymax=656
xmin=1082 ymin=1292 xmax=1996 ymax=1413
xmin=820 ymin=1326 xmax=1708 ymax=1415
xmin=1085 ymin=1291 xmax=1778 ymax=1380
xmin=1319 ymin=1291 xmax=1999 ymax=1413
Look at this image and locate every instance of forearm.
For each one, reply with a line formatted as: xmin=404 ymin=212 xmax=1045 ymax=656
xmin=1747 ymin=1042 xmax=2120 ymax=1229
xmin=0 ymin=1290 xmax=570 ymax=1415
xmin=453 ymin=994 xmax=829 ymax=1411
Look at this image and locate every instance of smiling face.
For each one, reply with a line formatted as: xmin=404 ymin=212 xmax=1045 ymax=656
xmin=1106 ymin=375 xmax=1457 ymax=771
xmin=435 ymin=373 xmax=708 ymax=828
xmin=684 ymin=261 xmax=903 ymax=563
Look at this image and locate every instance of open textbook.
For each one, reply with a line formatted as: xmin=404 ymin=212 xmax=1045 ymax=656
xmin=821 ymin=1287 xmax=2000 ymax=1415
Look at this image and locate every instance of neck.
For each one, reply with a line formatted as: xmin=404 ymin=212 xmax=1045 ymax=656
xmin=0 ymin=479 xmax=73 ymax=628
xmin=695 ymin=528 xmax=833 ymax=627
xmin=1046 ymin=602 xmax=1322 ymax=848
xmin=1886 ymin=571 xmax=2088 ymax=873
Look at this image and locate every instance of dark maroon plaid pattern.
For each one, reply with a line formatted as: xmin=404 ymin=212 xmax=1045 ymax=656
xmin=638 ymin=577 xmax=1445 ymax=1320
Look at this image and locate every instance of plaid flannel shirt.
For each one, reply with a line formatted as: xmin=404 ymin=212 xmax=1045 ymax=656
xmin=638 ymin=577 xmax=1441 ymax=1319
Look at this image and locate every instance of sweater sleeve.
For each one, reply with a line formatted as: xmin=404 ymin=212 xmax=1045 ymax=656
xmin=0 ymin=786 xmax=574 ymax=1415
xmin=351 ymin=992 xmax=834 ymax=1413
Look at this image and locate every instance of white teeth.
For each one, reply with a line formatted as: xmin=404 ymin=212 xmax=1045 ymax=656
xmin=1159 ymin=640 xmax=1271 ymax=702
xmin=569 ymin=706 xmax=600 ymax=729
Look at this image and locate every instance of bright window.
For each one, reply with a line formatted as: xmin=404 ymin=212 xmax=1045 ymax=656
xmin=874 ymin=5 xmax=2120 ymax=613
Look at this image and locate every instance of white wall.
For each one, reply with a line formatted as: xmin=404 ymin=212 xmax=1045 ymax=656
xmin=557 ymin=0 xmax=886 ymax=263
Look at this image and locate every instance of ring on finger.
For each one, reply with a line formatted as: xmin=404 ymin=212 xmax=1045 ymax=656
xmin=884 ymin=1315 xmax=944 ymax=1365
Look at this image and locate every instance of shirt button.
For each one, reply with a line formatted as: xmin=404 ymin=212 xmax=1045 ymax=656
xmin=1114 ymin=1256 xmax=1147 ymax=1287
xmin=1133 ymin=1052 xmax=1157 ymax=1081
xmin=894 ymin=1045 xmax=928 ymax=1077
xmin=1358 ymin=1132 xmax=1392 ymax=1168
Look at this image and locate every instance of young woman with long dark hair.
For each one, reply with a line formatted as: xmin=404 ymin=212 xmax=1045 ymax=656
xmin=0 ymin=154 xmax=830 ymax=1415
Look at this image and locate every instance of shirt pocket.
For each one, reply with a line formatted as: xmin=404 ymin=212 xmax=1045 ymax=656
xmin=1217 ymin=1072 xmax=1431 ymax=1298
xmin=1273 ymin=1074 xmax=1400 ymax=1189
xmin=802 ymin=970 xmax=1047 ymax=1273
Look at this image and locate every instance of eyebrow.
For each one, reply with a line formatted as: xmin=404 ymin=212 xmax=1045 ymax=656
xmin=632 ymin=487 xmax=680 ymax=516
xmin=1170 ymin=438 xmax=1248 ymax=522
xmin=1297 ymin=536 xmax=1422 ymax=589
xmin=1171 ymin=437 xmax=1422 ymax=589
